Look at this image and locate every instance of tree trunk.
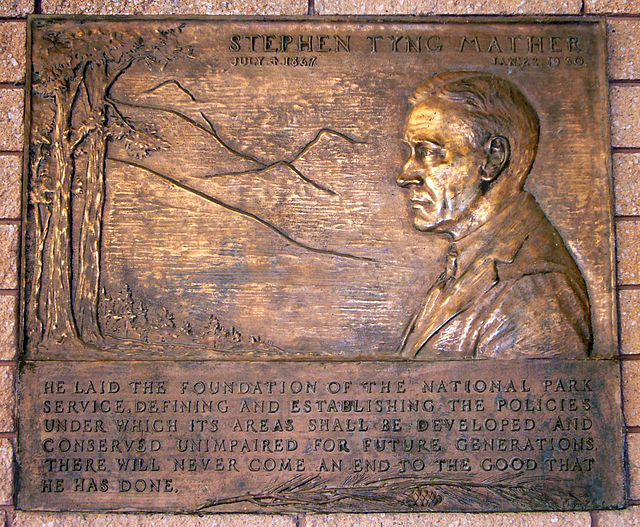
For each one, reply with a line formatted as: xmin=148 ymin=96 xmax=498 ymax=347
xmin=74 ymin=131 xmax=107 ymax=343
xmin=40 ymin=94 xmax=78 ymax=344
xmin=27 ymin=202 xmax=50 ymax=346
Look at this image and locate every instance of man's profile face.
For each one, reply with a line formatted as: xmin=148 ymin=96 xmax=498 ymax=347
xmin=398 ymin=97 xmax=488 ymax=234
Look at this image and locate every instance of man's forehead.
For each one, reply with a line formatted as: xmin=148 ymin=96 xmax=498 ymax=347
xmin=404 ymin=104 xmax=443 ymax=139
xmin=404 ymin=98 xmax=475 ymax=143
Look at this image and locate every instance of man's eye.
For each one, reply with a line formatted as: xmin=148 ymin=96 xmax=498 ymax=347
xmin=416 ymin=143 xmax=436 ymax=159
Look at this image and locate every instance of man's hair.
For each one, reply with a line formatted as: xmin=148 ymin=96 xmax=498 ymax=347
xmin=410 ymin=72 xmax=540 ymax=185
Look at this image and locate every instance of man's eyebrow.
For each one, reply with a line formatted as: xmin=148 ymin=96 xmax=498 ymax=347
xmin=402 ymin=138 xmax=443 ymax=149
xmin=413 ymin=139 xmax=444 ymax=150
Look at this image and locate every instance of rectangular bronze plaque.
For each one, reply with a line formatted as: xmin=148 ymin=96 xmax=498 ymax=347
xmin=18 ymin=16 xmax=624 ymax=512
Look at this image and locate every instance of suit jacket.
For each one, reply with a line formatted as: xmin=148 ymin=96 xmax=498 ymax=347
xmin=397 ymin=192 xmax=592 ymax=359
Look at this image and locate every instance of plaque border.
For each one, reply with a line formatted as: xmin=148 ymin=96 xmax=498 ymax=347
xmin=15 ymin=15 xmax=623 ymax=514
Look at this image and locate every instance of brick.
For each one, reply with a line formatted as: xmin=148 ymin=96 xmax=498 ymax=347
xmin=306 ymin=512 xmax=591 ymax=526
xmin=0 ymin=438 xmax=13 ymax=504
xmin=597 ymin=506 xmax=640 ymax=526
xmin=614 ymin=153 xmax=640 ymax=216
xmin=0 ymin=22 xmax=26 ymax=84
xmin=620 ymin=289 xmax=640 ymax=355
xmin=0 ymin=224 xmax=18 ymax=290
xmin=629 ymin=433 xmax=640 ymax=500
xmin=0 ymin=0 xmax=32 ymax=16
xmin=616 ymin=220 xmax=640 ymax=285
xmin=0 ymin=295 xmax=16 ymax=361
xmin=41 ymin=0 xmax=306 ymax=14
xmin=611 ymin=86 xmax=640 ymax=148
xmin=608 ymin=19 xmax=640 ymax=79
xmin=0 ymin=366 xmax=14 ymax=432
xmin=587 ymin=0 xmax=640 ymax=14
xmin=315 ymin=0 xmax=581 ymax=14
xmin=0 ymin=89 xmax=24 ymax=152
xmin=13 ymin=513 xmax=297 ymax=526
xmin=0 ymin=154 xmax=21 ymax=219
xmin=623 ymin=361 xmax=640 ymax=426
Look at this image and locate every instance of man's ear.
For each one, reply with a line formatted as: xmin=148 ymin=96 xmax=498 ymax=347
xmin=481 ymin=135 xmax=510 ymax=182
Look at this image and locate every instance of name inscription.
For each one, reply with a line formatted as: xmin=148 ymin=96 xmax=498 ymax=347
xmin=226 ymin=32 xmax=587 ymax=71
xmin=227 ymin=34 xmax=583 ymax=54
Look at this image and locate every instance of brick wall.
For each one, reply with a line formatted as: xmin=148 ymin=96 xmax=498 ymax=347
xmin=1 ymin=0 xmax=638 ymax=525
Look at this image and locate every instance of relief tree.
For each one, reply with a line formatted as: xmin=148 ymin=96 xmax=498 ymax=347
xmin=30 ymin=22 xmax=191 ymax=347
xmin=26 ymin=117 xmax=54 ymax=344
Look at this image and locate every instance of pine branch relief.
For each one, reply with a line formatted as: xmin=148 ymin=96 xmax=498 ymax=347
xmin=196 ymin=473 xmax=591 ymax=512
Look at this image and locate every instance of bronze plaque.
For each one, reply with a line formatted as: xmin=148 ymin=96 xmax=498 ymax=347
xmin=17 ymin=16 xmax=623 ymax=512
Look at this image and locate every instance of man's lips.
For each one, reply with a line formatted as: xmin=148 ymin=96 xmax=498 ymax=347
xmin=409 ymin=185 xmax=436 ymax=205
xmin=409 ymin=192 xmax=435 ymax=207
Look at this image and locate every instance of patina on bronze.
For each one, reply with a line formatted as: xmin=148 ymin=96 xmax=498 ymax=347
xmin=17 ymin=16 xmax=623 ymax=512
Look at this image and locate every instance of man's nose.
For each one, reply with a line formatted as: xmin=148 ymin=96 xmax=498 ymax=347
xmin=397 ymin=157 xmax=424 ymax=187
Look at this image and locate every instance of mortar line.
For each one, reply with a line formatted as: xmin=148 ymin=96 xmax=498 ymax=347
xmin=613 ymin=148 xmax=640 ymax=153
xmin=597 ymin=13 xmax=640 ymax=18
xmin=1 ymin=507 xmax=12 ymax=527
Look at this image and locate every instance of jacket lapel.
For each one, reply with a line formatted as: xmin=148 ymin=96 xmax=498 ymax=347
xmin=400 ymin=258 xmax=499 ymax=358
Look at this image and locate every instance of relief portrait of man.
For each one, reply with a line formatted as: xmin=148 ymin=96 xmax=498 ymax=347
xmin=396 ymin=72 xmax=592 ymax=359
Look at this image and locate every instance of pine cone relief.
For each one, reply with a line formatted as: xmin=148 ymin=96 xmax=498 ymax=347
xmin=398 ymin=487 xmax=443 ymax=508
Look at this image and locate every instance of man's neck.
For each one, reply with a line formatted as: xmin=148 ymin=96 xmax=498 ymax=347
xmin=446 ymin=190 xmax=528 ymax=278
xmin=447 ymin=187 xmax=524 ymax=241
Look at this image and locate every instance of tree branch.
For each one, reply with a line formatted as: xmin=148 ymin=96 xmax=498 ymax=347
xmin=70 ymin=122 xmax=94 ymax=152
xmin=104 ymin=99 xmax=136 ymax=133
xmin=82 ymin=62 xmax=93 ymax=110
xmin=68 ymin=68 xmax=85 ymax=113
xmin=104 ymin=57 xmax=135 ymax=96
xmin=104 ymin=99 xmax=161 ymax=146
xmin=108 ymin=96 xmax=267 ymax=167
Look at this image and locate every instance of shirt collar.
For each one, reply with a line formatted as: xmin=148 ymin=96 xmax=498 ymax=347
xmin=449 ymin=192 xmax=530 ymax=278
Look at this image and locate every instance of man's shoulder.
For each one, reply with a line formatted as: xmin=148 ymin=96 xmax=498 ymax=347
xmin=475 ymin=196 xmax=592 ymax=357
xmin=496 ymin=193 xmax=584 ymax=283
xmin=475 ymin=270 xmax=592 ymax=357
